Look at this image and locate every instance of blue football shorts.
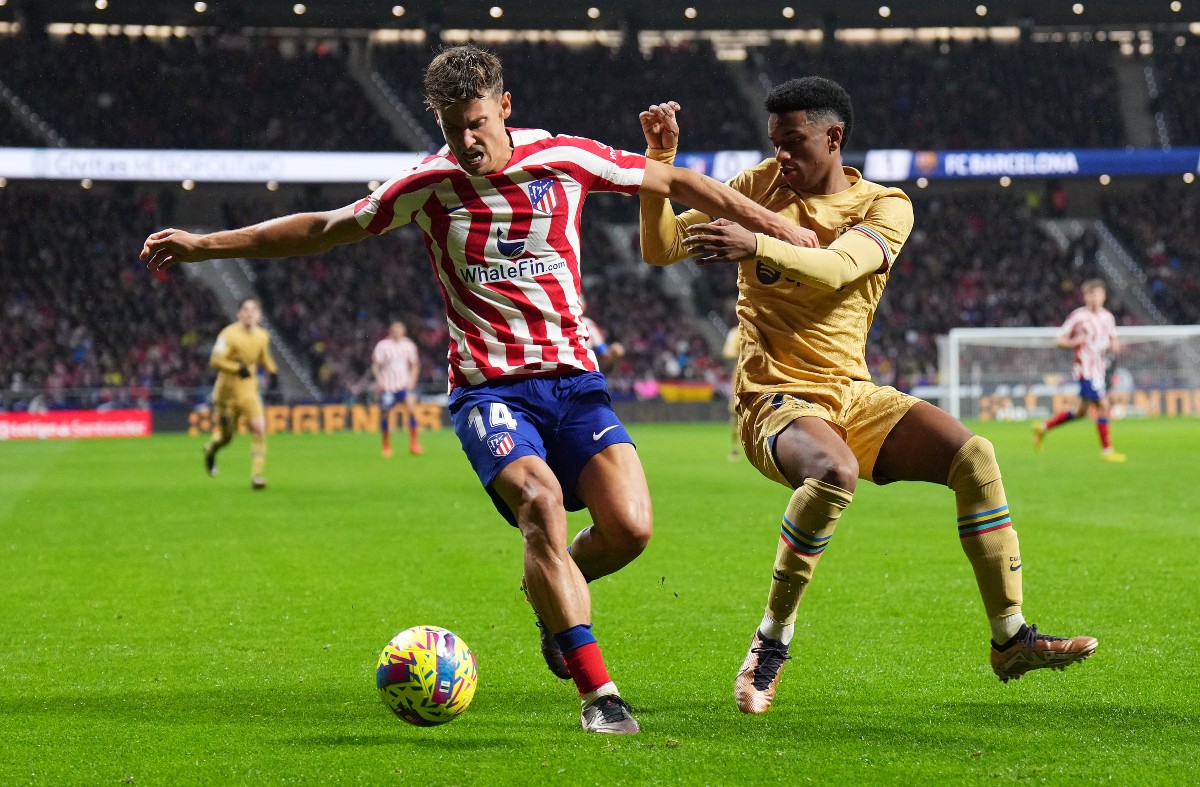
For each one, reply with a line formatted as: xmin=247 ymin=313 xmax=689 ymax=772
xmin=1079 ymin=377 xmax=1106 ymax=401
xmin=447 ymin=371 xmax=633 ymax=527
xmin=380 ymin=389 xmax=413 ymax=409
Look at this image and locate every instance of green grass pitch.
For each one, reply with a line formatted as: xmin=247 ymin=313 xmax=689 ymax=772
xmin=2 ymin=418 xmax=1198 ymax=785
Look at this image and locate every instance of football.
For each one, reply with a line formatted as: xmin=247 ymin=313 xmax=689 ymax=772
xmin=376 ymin=626 xmax=478 ymax=726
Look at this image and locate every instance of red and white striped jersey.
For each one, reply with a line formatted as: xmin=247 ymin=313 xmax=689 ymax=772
xmin=1059 ymin=306 xmax=1118 ymax=382
xmin=372 ymin=336 xmax=419 ymax=392
xmin=354 ymin=129 xmax=646 ymax=389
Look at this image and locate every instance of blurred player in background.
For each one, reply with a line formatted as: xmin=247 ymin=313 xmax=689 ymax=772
xmin=372 ymin=320 xmax=423 ymax=457
xmin=1033 ymin=279 xmax=1125 ymax=462
xmin=204 ymin=297 xmax=277 ymax=490
xmin=723 ymin=324 xmax=742 ymax=461
xmin=579 ymin=296 xmax=625 ymax=372
xmin=639 ymin=80 xmax=1097 ymax=715
xmin=141 ymin=45 xmax=810 ymax=735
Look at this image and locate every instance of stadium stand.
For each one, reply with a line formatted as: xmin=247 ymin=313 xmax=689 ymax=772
xmin=0 ymin=106 xmax=44 ymax=147
xmin=1101 ymin=183 xmax=1200 ymax=324
xmin=752 ymin=39 xmax=1125 ymax=149
xmin=0 ymin=184 xmax=228 ymax=409
xmin=1152 ymin=40 xmax=1200 ymax=146
xmin=0 ymin=32 xmax=397 ymax=150
xmin=373 ymin=39 xmax=763 ymax=152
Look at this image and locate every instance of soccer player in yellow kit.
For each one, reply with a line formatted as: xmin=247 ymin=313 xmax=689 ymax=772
xmin=205 ymin=297 xmax=277 ymax=490
xmin=639 ymin=78 xmax=1098 ymax=714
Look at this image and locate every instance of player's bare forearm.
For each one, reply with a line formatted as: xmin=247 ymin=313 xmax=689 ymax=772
xmin=142 ymin=205 xmax=368 ymax=271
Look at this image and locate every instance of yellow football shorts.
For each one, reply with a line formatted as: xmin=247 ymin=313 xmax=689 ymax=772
xmin=213 ymin=386 xmax=264 ymax=424
xmin=739 ymin=380 xmax=919 ymax=488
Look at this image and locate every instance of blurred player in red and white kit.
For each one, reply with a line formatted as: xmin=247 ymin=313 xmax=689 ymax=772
xmin=140 ymin=45 xmax=811 ymax=735
xmin=372 ymin=320 xmax=423 ymax=457
xmin=1034 ymin=279 xmax=1125 ymax=462
xmin=579 ymin=297 xmax=624 ymax=371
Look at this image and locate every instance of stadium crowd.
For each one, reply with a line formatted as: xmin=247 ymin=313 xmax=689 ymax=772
xmin=377 ymin=39 xmax=764 ymax=152
xmin=1101 ymin=183 xmax=1200 ymax=324
xmin=0 ymin=32 xmax=396 ymax=150
xmin=0 ymin=184 xmax=227 ymax=410
xmin=0 ymin=32 xmax=1131 ymax=153
xmin=1154 ymin=40 xmax=1200 ymax=146
xmin=754 ymin=39 xmax=1124 ymax=150
xmin=0 ymin=179 xmax=1151 ymax=409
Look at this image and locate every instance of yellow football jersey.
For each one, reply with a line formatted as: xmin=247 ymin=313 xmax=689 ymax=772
xmin=211 ymin=322 xmax=276 ymax=398
xmin=642 ymin=158 xmax=912 ymax=395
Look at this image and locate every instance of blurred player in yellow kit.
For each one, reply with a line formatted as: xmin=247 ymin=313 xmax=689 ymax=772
xmin=204 ymin=297 xmax=277 ymax=490
xmin=639 ymin=78 xmax=1097 ymax=714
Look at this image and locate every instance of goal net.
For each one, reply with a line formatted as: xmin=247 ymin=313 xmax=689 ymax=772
xmin=940 ymin=326 xmax=1200 ymax=421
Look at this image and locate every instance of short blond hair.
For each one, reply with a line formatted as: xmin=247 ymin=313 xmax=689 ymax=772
xmin=1081 ymin=279 xmax=1107 ymax=294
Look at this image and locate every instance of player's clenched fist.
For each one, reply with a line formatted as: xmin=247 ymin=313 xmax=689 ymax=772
xmin=639 ymin=101 xmax=681 ymax=150
xmin=140 ymin=228 xmax=207 ymax=271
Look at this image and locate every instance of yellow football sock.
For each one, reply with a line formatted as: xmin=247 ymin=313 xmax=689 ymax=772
xmin=250 ymin=433 xmax=266 ymax=477
xmin=948 ymin=436 xmax=1023 ymax=619
xmin=764 ymin=478 xmax=854 ymax=627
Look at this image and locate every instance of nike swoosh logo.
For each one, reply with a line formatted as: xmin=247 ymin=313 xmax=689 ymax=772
xmin=592 ymin=425 xmax=619 ymax=441
xmin=1009 ymin=563 xmax=1022 ymax=572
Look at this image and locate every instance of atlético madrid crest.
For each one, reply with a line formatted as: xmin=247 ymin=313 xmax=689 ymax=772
xmin=488 ymin=432 xmax=515 ymax=457
xmin=528 ymin=178 xmax=557 ymax=214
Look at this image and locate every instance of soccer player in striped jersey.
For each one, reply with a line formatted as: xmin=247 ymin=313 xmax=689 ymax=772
xmin=639 ymin=80 xmax=1097 ymax=715
xmin=140 ymin=45 xmax=812 ymax=735
xmin=1033 ymin=280 xmax=1125 ymax=462
xmin=372 ymin=320 xmax=423 ymax=457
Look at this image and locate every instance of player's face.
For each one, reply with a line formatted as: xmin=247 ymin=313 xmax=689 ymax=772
xmin=1084 ymin=287 xmax=1107 ymax=309
xmin=436 ymin=92 xmax=513 ymax=176
xmin=238 ymin=300 xmax=261 ymax=328
xmin=768 ymin=111 xmax=841 ymax=192
xmin=389 ymin=322 xmax=407 ymax=340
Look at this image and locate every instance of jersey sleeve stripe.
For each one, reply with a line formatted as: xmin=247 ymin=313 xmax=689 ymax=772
xmin=848 ymin=225 xmax=894 ymax=270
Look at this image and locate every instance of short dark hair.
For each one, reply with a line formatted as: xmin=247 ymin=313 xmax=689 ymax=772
xmin=764 ymin=76 xmax=854 ymax=149
xmin=1081 ymin=278 xmax=1107 ymax=293
xmin=238 ymin=297 xmax=260 ymax=309
xmin=423 ymin=45 xmax=504 ymax=112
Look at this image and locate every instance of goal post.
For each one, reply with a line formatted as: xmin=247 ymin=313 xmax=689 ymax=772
xmin=942 ymin=325 xmax=1200 ymax=421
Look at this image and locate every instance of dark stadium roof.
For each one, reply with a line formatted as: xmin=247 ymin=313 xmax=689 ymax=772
xmin=2 ymin=0 xmax=1196 ymax=32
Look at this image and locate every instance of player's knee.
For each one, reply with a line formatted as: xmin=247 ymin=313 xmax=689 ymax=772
xmin=509 ymin=473 xmax=566 ymax=546
xmin=805 ymin=455 xmax=858 ymax=493
xmin=946 ymin=435 xmax=1001 ymax=491
xmin=602 ymin=500 xmax=653 ymax=559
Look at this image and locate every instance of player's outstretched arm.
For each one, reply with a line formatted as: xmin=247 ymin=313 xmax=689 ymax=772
xmin=638 ymin=102 xmax=704 ymax=266
xmin=141 ymin=204 xmax=370 ymax=271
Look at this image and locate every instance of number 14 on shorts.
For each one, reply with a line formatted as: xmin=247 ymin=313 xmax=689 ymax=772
xmin=468 ymin=403 xmax=520 ymax=457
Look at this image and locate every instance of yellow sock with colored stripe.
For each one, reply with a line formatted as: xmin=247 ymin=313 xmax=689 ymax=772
xmin=251 ymin=433 xmax=266 ymax=478
xmin=763 ymin=478 xmax=854 ymax=630
xmin=948 ymin=436 xmax=1023 ymax=621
